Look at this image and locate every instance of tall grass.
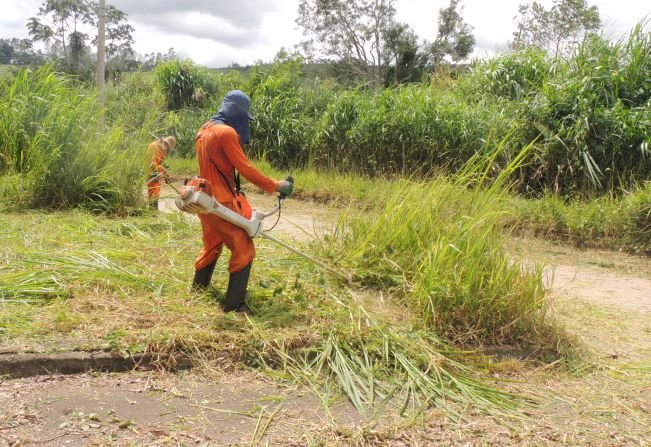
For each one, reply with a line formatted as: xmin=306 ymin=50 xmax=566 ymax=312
xmin=466 ymin=23 xmax=651 ymax=193
xmin=321 ymin=143 xmax=569 ymax=354
xmin=0 ymin=66 xmax=154 ymax=212
xmin=242 ymin=23 xmax=650 ymax=194
xmin=508 ymin=182 xmax=651 ymax=255
xmin=155 ymin=60 xmax=218 ymax=111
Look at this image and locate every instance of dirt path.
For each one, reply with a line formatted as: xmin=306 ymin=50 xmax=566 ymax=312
xmin=547 ymin=264 xmax=651 ymax=311
xmin=504 ymin=235 xmax=651 ymax=312
xmin=0 ymin=369 xmax=361 ymax=446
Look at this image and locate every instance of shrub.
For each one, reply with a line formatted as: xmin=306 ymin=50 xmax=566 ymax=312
xmin=156 ymin=60 xmax=217 ymax=110
xmin=249 ymin=59 xmax=336 ymax=168
xmin=0 ymin=66 xmax=153 ymax=212
xmin=324 ymin=152 xmax=565 ymax=352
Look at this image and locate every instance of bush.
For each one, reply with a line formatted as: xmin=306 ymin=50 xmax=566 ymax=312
xmin=0 ymin=66 xmax=153 ymax=212
xmin=156 ymin=60 xmax=217 ymax=111
xmin=249 ymin=59 xmax=336 ymax=168
xmin=462 ymin=48 xmax=551 ymax=101
xmin=325 ymin=167 xmax=564 ymax=352
xmin=466 ymin=23 xmax=651 ymax=194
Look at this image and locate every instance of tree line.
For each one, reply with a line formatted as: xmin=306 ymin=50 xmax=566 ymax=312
xmin=1 ymin=0 xmax=604 ymax=86
xmin=296 ymin=0 xmax=603 ymax=85
xmin=0 ymin=0 xmax=176 ymax=81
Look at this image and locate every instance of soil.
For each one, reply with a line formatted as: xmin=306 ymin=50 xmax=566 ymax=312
xmin=2 ymin=187 xmax=650 ymax=446
xmin=0 ymin=369 xmax=362 ymax=446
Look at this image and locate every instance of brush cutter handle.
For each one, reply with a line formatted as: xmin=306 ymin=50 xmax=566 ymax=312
xmin=278 ymin=175 xmax=294 ymax=199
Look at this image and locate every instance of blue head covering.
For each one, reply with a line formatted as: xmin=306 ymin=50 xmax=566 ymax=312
xmin=210 ymin=90 xmax=254 ymax=145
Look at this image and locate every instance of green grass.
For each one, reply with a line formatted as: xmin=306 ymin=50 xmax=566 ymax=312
xmin=215 ymin=160 xmax=651 ymax=256
xmin=507 ymin=183 xmax=651 ymax=255
xmin=0 ymin=166 xmax=574 ymax=418
xmin=0 ymin=64 xmax=13 ymax=79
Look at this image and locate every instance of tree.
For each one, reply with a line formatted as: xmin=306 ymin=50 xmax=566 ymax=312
xmin=429 ymin=0 xmax=475 ymax=66
xmin=383 ymin=23 xmax=426 ymax=84
xmin=512 ymin=0 xmax=601 ymax=58
xmin=27 ymin=0 xmax=94 ymax=73
xmin=0 ymin=38 xmax=46 ymax=65
xmin=296 ymin=0 xmax=398 ymax=85
xmin=26 ymin=0 xmax=135 ymax=76
xmin=91 ymin=5 xmax=134 ymax=60
xmin=0 ymin=40 xmax=15 ymax=64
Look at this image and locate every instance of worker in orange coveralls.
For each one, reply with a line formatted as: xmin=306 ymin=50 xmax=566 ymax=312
xmin=147 ymin=135 xmax=176 ymax=209
xmin=192 ymin=90 xmax=293 ymax=312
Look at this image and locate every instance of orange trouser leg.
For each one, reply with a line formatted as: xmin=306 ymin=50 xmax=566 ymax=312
xmin=147 ymin=180 xmax=161 ymax=200
xmin=195 ymin=208 xmax=255 ymax=273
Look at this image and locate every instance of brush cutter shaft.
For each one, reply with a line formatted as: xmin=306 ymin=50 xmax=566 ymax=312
xmin=260 ymin=232 xmax=350 ymax=282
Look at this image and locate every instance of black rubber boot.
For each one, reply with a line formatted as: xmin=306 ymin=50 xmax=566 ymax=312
xmin=149 ymin=199 xmax=159 ymax=210
xmin=192 ymin=260 xmax=217 ymax=291
xmin=223 ymin=262 xmax=252 ymax=312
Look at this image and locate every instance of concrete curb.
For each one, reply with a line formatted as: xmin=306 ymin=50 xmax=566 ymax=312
xmin=0 ymin=352 xmax=194 ymax=379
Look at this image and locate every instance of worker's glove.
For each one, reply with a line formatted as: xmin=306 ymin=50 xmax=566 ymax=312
xmin=276 ymin=177 xmax=294 ymax=197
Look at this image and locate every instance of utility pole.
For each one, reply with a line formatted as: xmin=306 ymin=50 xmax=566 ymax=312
xmin=96 ymin=0 xmax=106 ymax=107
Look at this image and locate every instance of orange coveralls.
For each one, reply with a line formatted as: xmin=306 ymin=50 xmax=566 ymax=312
xmin=195 ymin=122 xmax=279 ymax=273
xmin=147 ymin=140 xmax=168 ymax=201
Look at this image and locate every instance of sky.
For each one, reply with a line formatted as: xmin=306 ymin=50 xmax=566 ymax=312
xmin=1 ymin=0 xmax=649 ymax=67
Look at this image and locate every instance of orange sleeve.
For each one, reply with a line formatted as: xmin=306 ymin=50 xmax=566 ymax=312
xmin=222 ymin=128 xmax=279 ymax=194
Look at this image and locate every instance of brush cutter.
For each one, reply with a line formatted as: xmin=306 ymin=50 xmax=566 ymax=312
xmin=175 ymin=177 xmax=350 ymax=282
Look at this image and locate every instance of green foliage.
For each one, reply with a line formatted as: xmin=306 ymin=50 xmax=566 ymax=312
xmin=462 ymin=48 xmax=551 ymax=100
xmin=243 ymin=24 xmax=648 ymax=194
xmin=383 ymin=23 xmax=427 ymax=85
xmin=160 ymin=109 xmax=209 ymax=158
xmin=105 ymin=70 xmax=163 ymax=136
xmin=312 ymin=85 xmax=515 ymax=175
xmin=323 ymin=147 xmax=567 ymax=353
xmin=0 ymin=66 xmax=153 ymax=212
xmin=430 ymin=0 xmax=476 ymax=64
xmin=296 ymin=0 xmax=400 ymax=85
xmin=156 ymin=60 xmax=217 ymax=110
xmin=153 ymin=23 xmax=649 ymax=196
xmin=512 ymin=0 xmax=601 ymax=58
xmin=451 ymin=23 xmax=651 ymax=193
xmin=248 ymin=59 xmax=335 ymax=167
xmin=529 ymin=26 xmax=651 ymax=192
xmin=509 ymin=182 xmax=651 ymax=255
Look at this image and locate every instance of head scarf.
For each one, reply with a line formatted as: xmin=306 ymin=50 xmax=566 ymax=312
xmin=210 ymin=90 xmax=254 ymax=145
